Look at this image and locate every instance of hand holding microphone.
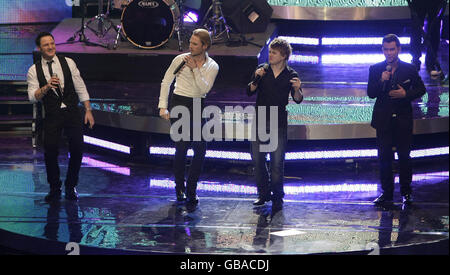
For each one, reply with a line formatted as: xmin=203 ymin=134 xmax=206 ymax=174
xmin=50 ymin=73 xmax=64 ymax=93
xmin=48 ymin=73 xmax=60 ymax=90
xmin=173 ymin=55 xmax=195 ymax=75
xmin=290 ymin=77 xmax=301 ymax=91
xmin=382 ymin=65 xmax=392 ymax=92
xmin=252 ymin=63 xmax=269 ymax=86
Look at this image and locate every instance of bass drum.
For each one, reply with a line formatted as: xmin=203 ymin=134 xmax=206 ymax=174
xmin=121 ymin=0 xmax=180 ymax=49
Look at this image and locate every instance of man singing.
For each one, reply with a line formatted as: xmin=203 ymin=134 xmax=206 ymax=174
xmin=27 ymin=32 xmax=95 ymax=202
xmin=367 ymin=34 xmax=426 ymax=206
xmin=158 ymin=29 xmax=219 ymax=209
xmin=247 ymin=38 xmax=303 ymax=212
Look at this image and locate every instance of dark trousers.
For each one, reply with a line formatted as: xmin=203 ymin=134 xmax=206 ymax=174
xmin=43 ymin=108 xmax=83 ymax=190
xmin=251 ymin=126 xmax=287 ymax=203
xmin=410 ymin=0 xmax=442 ymax=68
xmin=170 ymin=94 xmax=207 ymax=199
xmin=376 ymin=116 xmax=413 ymax=197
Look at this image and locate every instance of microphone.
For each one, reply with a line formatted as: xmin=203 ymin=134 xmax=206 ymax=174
xmin=173 ymin=60 xmax=186 ymax=75
xmin=51 ymin=73 xmax=64 ymax=94
xmin=252 ymin=63 xmax=269 ymax=86
xmin=382 ymin=65 xmax=392 ymax=92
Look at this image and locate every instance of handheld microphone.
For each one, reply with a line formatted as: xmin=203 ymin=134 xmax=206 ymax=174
xmin=52 ymin=73 xmax=64 ymax=96
xmin=382 ymin=65 xmax=392 ymax=92
xmin=173 ymin=60 xmax=186 ymax=75
xmin=252 ymin=63 xmax=269 ymax=86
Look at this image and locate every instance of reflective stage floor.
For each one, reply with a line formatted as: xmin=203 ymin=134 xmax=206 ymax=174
xmin=0 ymin=137 xmax=448 ymax=255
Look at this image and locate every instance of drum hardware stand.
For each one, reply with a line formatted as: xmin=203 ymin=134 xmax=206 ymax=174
xmin=201 ymin=0 xmax=232 ymax=43
xmin=67 ymin=0 xmax=124 ymax=49
xmin=175 ymin=0 xmax=186 ymax=51
xmin=225 ymin=33 xmax=263 ymax=48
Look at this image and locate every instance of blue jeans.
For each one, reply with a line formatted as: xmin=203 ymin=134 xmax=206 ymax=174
xmin=250 ymin=126 xmax=287 ymax=202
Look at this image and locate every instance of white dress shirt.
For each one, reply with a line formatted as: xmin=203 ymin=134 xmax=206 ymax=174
xmin=27 ymin=56 xmax=90 ymax=107
xmin=158 ymin=52 xmax=219 ymax=109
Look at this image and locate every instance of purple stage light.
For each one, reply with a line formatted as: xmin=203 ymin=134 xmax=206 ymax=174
xmin=149 ymin=147 xmax=252 ymax=161
xmin=82 ymin=156 xmax=130 ymax=176
xmin=277 ymin=36 xmax=320 ymax=45
xmin=148 ymin=178 xmax=378 ymax=195
xmin=83 ymin=135 xmax=130 ymax=154
xmin=184 ymin=11 xmax=199 ymax=23
xmin=289 ymin=54 xmax=320 ymax=64
xmin=320 ymin=53 xmax=423 ymax=64
xmin=395 ymin=171 xmax=449 ymax=184
xmin=149 ymin=146 xmax=449 ymax=161
xmin=277 ymin=36 xmax=411 ymax=46
xmin=322 ymin=37 xmax=411 ymax=45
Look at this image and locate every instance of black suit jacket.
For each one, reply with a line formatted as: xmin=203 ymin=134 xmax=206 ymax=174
xmin=367 ymin=60 xmax=426 ymax=131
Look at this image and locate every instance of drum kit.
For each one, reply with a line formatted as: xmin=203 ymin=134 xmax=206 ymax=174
xmin=68 ymin=0 xmax=234 ymax=50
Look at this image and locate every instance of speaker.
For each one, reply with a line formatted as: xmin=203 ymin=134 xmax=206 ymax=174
xmin=222 ymin=0 xmax=273 ymax=34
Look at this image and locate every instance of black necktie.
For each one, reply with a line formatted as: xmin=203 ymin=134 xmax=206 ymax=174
xmin=47 ymin=60 xmax=63 ymax=98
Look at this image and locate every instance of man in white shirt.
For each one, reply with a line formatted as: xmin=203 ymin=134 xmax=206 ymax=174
xmin=158 ymin=29 xmax=219 ymax=210
xmin=27 ymin=32 xmax=95 ymax=202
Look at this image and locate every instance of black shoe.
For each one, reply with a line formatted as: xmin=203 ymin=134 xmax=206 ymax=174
xmin=186 ymin=195 xmax=199 ymax=205
xmin=186 ymin=196 xmax=199 ymax=212
xmin=272 ymin=200 xmax=283 ymax=212
xmin=65 ymin=187 xmax=79 ymax=201
xmin=373 ymin=193 xmax=393 ymax=205
xmin=44 ymin=189 xmax=61 ymax=202
xmin=177 ymin=193 xmax=187 ymax=202
xmin=176 ymin=192 xmax=187 ymax=203
xmin=253 ymin=197 xmax=270 ymax=206
xmin=402 ymin=194 xmax=413 ymax=205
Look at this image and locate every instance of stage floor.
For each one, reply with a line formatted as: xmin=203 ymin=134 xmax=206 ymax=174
xmin=0 ymin=136 xmax=448 ymax=254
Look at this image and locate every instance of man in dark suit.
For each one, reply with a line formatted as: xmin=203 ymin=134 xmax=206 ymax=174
xmin=367 ymin=34 xmax=426 ymax=206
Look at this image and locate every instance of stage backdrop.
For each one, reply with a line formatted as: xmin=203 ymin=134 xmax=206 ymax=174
xmin=0 ymin=0 xmax=72 ymax=24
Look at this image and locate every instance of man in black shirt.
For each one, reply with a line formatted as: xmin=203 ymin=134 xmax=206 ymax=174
xmin=247 ymin=38 xmax=303 ymax=212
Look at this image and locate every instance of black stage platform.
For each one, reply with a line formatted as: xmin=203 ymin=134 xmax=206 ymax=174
xmin=0 ymin=136 xmax=448 ymax=255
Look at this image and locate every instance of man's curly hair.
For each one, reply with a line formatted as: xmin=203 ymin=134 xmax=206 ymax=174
xmin=269 ymin=38 xmax=292 ymax=61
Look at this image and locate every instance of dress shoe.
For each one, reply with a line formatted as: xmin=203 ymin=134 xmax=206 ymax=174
xmin=175 ymin=188 xmax=186 ymax=203
xmin=65 ymin=187 xmax=79 ymax=201
xmin=373 ymin=193 xmax=393 ymax=205
xmin=176 ymin=191 xmax=187 ymax=203
xmin=186 ymin=195 xmax=199 ymax=205
xmin=45 ymin=189 xmax=61 ymax=202
xmin=186 ymin=196 xmax=199 ymax=212
xmin=402 ymin=194 xmax=413 ymax=205
xmin=272 ymin=200 xmax=283 ymax=212
xmin=253 ymin=197 xmax=271 ymax=206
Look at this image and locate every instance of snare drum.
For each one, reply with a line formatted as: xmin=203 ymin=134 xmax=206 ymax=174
xmin=121 ymin=0 xmax=180 ymax=49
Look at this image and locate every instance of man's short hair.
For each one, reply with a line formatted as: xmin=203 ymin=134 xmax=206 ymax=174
xmin=35 ymin=32 xmax=54 ymax=47
xmin=269 ymin=38 xmax=292 ymax=61
xmin=192 ymin=28 xmax=212 ymax=51
xmin=382 ymin=34 xmax=401 ymax=47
